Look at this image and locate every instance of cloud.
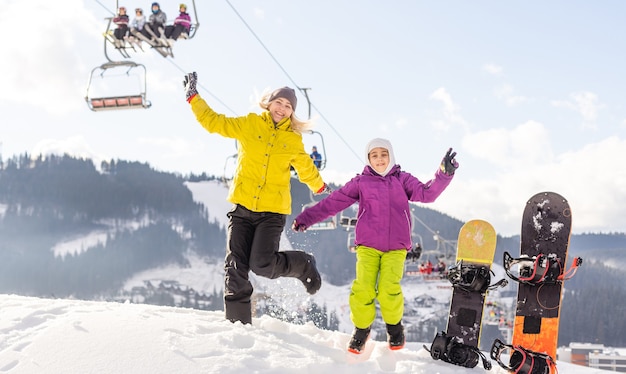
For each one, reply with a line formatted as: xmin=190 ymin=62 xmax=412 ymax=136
xmin=0 ymin=0 xmax=103 ymax=115
xmin=483 ymin=63 xmax=503 ymax=76
xmin=395 ymin=117 xmax=408 ymax=130
xmin=31 ymin=136 xmax=108 ymax=166
xmin=461 ymin=120 xmax=552 ymax=168
xmin=437 ymin=134 xmax=626 ymax=235
xmin=429 ymin=87 xmax=467 ymax=132
xmin=551 ymin=91 xmax=603 ymax=128
xmin=253 ymin=7 xmax=266 ymax=20
xmin=494 ymin=84 xmax=529 ymax=107
xmin=138 ymin=137 xmax=203 ymax=158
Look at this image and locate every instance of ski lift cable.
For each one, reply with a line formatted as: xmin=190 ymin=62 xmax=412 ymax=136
xmin=412 ymin=212 xmax=456 ymax=247
xmin=93 ymin=0 xmax=360 ymax=163
xmin=165 ymin=58 xmax=239 ymax=116
xmin=412 ymin=213 xmax=438 ymax=236
xmin=94 ymin=0 xmax=116 ymax=16
xmin=224 ymin=0 xmax=362 ymax=165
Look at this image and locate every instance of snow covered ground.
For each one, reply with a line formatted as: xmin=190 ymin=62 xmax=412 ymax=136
xmin=0 ymin=294 xmax=608 ymax=374
xmin=15 ymin=180 xmax=607 ymax=373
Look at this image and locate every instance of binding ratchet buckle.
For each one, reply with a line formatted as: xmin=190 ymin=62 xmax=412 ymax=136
xmin=503 ymin=251 xmax=582 ymax=285
xmin=447 ymin=260 xmax=508 ymax=293
xmin=424 ymin=331 xmax=492 ymax=370
xmin=490 ymin=339 xmax=557 ymax=374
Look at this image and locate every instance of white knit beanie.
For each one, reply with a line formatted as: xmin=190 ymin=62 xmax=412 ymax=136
xmin=365 ymin=138 xmax=396 ymax=177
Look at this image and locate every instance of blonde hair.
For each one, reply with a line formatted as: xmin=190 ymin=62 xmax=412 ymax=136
xmin=259 ymin=92 xmax=312 ymax=134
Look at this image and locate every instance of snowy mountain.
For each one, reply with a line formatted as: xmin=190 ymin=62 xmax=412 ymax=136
xmin=121 ymin=179 xmax=626 ymax=363
xmin=0 ymin=294 xmax=607 ymax=374
xmin=1 ymin=157 xmax=625 ymax=350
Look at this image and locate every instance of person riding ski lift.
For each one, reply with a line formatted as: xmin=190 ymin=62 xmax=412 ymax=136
xmin=142 ymin=2 xmax=167 ymax=42
xmin=128 ymin=8 xmax=146 ymax=47
xmin=310 ymin=145 xmax=322 ymax=169
xmin=164 ymin=3 xmax=192 ymax=47
xmin=112 ymin=6 xmax=129 ymax=48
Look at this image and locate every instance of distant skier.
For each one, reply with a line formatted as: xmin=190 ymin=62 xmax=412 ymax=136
xmin=183 ymin=72 xmax=331 ymax=325
xmin=293 ymin=138 xmax=458 ymax=353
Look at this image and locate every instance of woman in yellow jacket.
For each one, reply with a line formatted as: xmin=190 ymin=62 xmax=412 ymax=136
xmin=183 ymin=72 xmax=331 ymax=324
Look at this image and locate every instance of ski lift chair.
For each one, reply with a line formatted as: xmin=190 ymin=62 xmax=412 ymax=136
xmin=168 ymin=0 xmax=200 ymax=40
xmin=290 ymin=130 xmax=329 ymax=180
xmin=301 ymin=190 xmax=337 ymax=231
xmin=147 ymin=0 xmax=201 ymax=58
xmin=347 ymin=231 xmax=356 ymax=253
xmin=338 ymin=204 xmax=358 ymax=231
xmin=405 ymin=263 xmax=421 ymax=277
xmin=305 ymin=130 xmax=328 ymax=171
xmin=101 ymin=16 xmax=132 ymax=59
xmin=222 ymin=151 xmax=238 ymax=186
xmin=339 ymin=214 xmax=357 ymax=230
xmin=85 ymin=61 xmax=151 ymax=112
xmin=339 ymin=216 xmax=357 ymax=229
xmin=304 ymin=207 xmax=337 ymax=230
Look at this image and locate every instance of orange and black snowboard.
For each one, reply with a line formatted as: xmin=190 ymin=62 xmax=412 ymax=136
xmin=491 ymin=191 xmax=582 ymax=373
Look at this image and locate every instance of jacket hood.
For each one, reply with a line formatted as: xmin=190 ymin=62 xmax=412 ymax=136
xmin=365 ymin=138 xmax=396 ymax=177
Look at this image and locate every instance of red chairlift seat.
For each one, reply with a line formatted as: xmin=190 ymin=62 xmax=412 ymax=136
xmin=85 ymin=61 xmax=151 ymax=112
xmin=88 ymin=94 xmax=150 ymax=111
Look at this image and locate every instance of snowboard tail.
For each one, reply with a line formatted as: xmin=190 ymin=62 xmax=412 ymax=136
xmin=491 ymin=338 xmax=557 ymax=374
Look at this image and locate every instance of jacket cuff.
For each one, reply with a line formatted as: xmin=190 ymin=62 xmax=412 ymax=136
xmin=186 ymin=93 xmax=197 ymax=103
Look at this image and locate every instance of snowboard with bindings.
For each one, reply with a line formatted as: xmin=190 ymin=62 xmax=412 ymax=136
xmin=425 ymin=219 xmax=506 ymax=370
xmin=491 ymin=191 xmax=582 ymax=373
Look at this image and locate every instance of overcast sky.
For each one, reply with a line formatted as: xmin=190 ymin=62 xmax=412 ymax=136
xmin=1 ymin=0 xmax=625 ymax=236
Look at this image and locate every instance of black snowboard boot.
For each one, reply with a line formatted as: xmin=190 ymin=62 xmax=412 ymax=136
xmin=386 ymin=322 xmax=405 ymax=350
xmin=348 ymin=326 xmax=371 ymax=354
xmin=298 ymin=253 xmax=322 ymax=294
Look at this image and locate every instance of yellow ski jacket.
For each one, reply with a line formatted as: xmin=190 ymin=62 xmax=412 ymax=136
xmin=190 ymin=95 xmax=325 ymax=215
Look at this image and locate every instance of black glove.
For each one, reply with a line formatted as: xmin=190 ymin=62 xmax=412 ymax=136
xmin=183 ymin=72 xmax=198 ymax=101
xmin=440 ymin=148 xmax=459 ymax=175
xmin=292 ymin=220 xmax=307 ymax=232
xmin=315 ymin=183 xmax=333 ymax=195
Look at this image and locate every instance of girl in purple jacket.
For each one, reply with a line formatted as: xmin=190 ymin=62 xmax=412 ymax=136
xmin=293 ymin=138 xmax=458 ymax=354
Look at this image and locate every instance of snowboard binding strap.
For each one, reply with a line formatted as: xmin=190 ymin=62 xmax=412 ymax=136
xmin=558 ymin=256 xmax=583 ymax=281
xmin=490 ymin=339 xmax=557 ymax=374
xmin=424 ymin=331 xmax=492 ymax=370
xmin=503 ymin=251 xmax=582 ymax=285
xmin=447 ymin=260 xmax=508 ymax=293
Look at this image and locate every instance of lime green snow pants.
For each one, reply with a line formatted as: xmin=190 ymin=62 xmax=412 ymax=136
xmin=350 ymin=245 xmax=407 ymax=329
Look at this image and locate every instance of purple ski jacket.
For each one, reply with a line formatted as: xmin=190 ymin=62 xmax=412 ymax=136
xmin=295 ymin=164 xmax=453 ymax=252
xmin=174 ymin=12 xmax=192 ymax=32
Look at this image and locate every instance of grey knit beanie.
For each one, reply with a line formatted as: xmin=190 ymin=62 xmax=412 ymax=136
xmin=268 ymin=86 xmax=297 ymax=111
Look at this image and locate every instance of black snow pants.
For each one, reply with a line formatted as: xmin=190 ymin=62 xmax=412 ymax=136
xmin=223 ymin=204 xmax=312 ymax=324
xmin=114 ymin=25 xmax=128 ymax=40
